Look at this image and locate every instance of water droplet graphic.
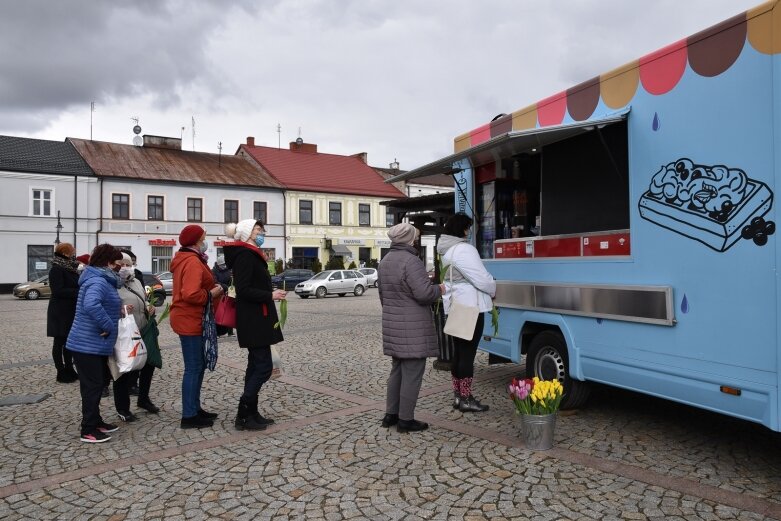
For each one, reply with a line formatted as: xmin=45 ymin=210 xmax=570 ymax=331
xmin=681 ymin=294 xmax=689 ymax=314
xmin=652 ymin=113 xmax=660 ymax=131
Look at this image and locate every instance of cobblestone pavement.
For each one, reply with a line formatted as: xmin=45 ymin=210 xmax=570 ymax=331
xmin=0 ymin=290 xmax=780 ymax=520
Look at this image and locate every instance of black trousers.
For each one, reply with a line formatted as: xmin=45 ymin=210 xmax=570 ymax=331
xmin=113 ymin=365 xmax=156 ymax=412
xmin=241 ymin=346 xmax=273 ymax=400
xmin=450 ymin=313 xmax=485 ymax=379
xmin=71 ymin=351 xmax=109 ymax=434
xmin=52 ymin=336 xmax=73 ymax=370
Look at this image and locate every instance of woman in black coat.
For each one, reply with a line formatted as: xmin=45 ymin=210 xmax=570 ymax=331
xmin=47 ymin=243 xmax=80 ymax=383
xmin=223 ymin=219 xmax=286 ymax=431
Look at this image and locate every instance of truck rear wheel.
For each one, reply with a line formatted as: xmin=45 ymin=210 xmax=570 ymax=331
xmin=526 ymin=330 xmax=590 ymax=409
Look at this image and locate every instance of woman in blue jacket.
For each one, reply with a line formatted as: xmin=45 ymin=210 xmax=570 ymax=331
xmin=66 ymin=244 xmax=124 ymax=443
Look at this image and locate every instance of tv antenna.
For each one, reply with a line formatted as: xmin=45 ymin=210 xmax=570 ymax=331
xmin=218 ymin=141 xmax=222 ymax=167
xmin=277 ymin=123 xmax=281 ymax=149
xmin=131 ymin=117 xmax=142 ymax=146
xmin=90 ymin=101 xmax=96 ymax=141
xmin=191 ymin=116 xmax=196 ymax=151
xmin=296 ymin=126 xmax=303 ymax=145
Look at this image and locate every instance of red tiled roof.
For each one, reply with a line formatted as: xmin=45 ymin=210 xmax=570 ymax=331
xmin=69 ymin=138 xmax=283 ymax=189
xmin=241 ymin=144 xmax=405 ymax=198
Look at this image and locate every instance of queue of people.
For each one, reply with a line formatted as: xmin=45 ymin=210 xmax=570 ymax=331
xmin=53 ymin=213 xmax=490 ymax=442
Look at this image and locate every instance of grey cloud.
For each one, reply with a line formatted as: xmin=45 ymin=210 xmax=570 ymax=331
xmin=0 ymin=0 xmax=257 ymax=127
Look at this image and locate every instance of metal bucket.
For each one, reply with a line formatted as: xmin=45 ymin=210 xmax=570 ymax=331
xmin=520 ymin=413 xmax=557 ymax=450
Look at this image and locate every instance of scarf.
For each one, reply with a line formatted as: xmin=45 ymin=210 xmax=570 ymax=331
xmin=95 ymin=266 xmax=123 ymax=289
xmin=52 ymin=253 xmax=79 ymax=274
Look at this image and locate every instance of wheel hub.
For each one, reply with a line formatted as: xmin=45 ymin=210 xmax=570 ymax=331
xmin=534 ymin=347 xmax=565 ymax=382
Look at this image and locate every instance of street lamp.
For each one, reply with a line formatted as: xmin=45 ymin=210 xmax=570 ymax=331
xmin=55 ymin=210 xmax=63 ymax=245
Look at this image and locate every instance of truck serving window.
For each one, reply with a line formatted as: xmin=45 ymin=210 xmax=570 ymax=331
xmin=477 ymin=120 xmax=629 ymax=259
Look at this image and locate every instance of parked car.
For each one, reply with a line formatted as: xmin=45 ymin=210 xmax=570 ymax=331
xmin=295 ymin=270 xmax=367 ymax=298
xmin=141 ymin=272 xmax=168 ymax=306
xmin=13 ymin=275 xmax=51 ymax=300
xmin=155 ymin=270 xmax=173 ymax=294
xmin=357 ymin=268 xmax=378 ymax=287
xmin=271 ymin=269 xmax=315 ymax=290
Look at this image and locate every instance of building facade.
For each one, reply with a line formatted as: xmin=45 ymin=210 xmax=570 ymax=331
xmin=69 ymin=135 xmax=284 ymax=273
xmin=238 ymin=138 xmax=405 ymax=269
xmin=0 ymin=136 xmax=98 ymax=289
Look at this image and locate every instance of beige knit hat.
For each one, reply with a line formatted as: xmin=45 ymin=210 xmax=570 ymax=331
xmin=387 ymin=223 xmax=418 ymax=245
xmin=225 ymin=219 xmax=257 ymax=242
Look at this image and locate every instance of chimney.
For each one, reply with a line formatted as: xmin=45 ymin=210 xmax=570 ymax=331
xmin=289 ymin=140 xmax=318 ymax=154
xmin=246 ymin=136 xmax=255 ymax=147
xmin=351 ymin=152 xmax=367 ymax=164
xmin=142 ymin=135 xmax=182 ymax=150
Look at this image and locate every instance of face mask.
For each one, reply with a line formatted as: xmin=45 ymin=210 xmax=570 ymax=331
xmin=255 ymin=234 xmax=265 ymax=248
xmin=111 ymin=264 xmax=121 ymax=273
xmin=199 ymin=241 xmax=208 ymax=253
xmin=118 ymin=267 xmax=134 ymax=281
xmin=77 ymin=264 xmax=85 ymax=272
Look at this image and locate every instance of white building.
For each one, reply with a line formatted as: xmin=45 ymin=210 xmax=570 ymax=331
xmin=0 ymin=136 xmax=98 ymax=289
xmin=68 ymin=136 xmax=285 ymax=274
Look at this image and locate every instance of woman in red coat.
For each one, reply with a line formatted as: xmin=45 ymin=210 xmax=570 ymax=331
xmin=170 ymin=225 xmax=224 ymax=429
xmin=223 ymin=219 xmax=286 ymax=431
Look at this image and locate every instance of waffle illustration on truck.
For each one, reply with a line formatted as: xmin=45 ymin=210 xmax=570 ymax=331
xmin=638 ymin=158 xmax=775 ymax=252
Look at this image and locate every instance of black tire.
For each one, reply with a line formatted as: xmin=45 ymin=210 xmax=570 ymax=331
xmin=299 ymin=295 xmax=309 ymax=299
xmin=338 ymin=293 xmax=346 ymax=297
xmin=315 ymin=286 xmax=327 ymax=299
xmin=26 ymin=289 xmax=40 ymax=300
xmin=526 ymin=330 xmax=590 ymax=409
xmin=354 ymin=285 xmax=365 ymax=296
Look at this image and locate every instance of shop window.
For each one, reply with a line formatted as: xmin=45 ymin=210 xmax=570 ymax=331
xmin=224 ymin=200 xmax=239 ymax=223
xmin=112 ymin=193 xmax=130 ymax=220
xmin=187 ymin=198 xmax=203 ymax=222
xmin=27 ymin=245 xmax=53 ymax=280
xmin=299 ymin=200 xmax=313 ymax=225
xmin=151 ymin=246 xmax=172 ymax=273
xmin=329 ymin=202 xmax=342 ymax=226
xmin=254 ymin=201 xmax=267 ymax=223
xmin=147 ymin=195 xmax=164 ymax=221
xmin=31 ymin=188 xmax=53 ymax=217
xmin=359 ymin=204 xmax=370 ymax=226
xmin=291 ymin=247 xmax=318 ymax=269
xmin=386 ymin=209 xmax=395 ymax=227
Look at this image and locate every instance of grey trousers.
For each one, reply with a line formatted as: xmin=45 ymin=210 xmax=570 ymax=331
xmin=385 ymin=357 xmax=426 ymax=421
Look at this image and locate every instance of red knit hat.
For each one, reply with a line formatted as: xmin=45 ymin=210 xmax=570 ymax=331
xmin=179 ymin=224 xmax=205 ymax=247
xmin=76 ymin=254 xmax=90 ymax=264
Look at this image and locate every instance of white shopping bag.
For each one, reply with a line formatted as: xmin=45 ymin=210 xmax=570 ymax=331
xmin=270 ymin=345 xmax=282 ymax=380
xmin=114 ymin=306 xmax=148 ymax=374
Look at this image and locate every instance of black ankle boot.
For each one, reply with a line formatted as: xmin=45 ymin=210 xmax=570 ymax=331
xmin=235 ymin=398 xmax=267 ymax=431
xmin=247 ymin=396 xmax=274 ymax=426
xmin=452 ymin=392 xmax=461 ymax=410
xmin=137 ymin=398 xmax=160 ymax=414
xmin=458 ymin=395 xmax=489 ymax=412
xmin=397 ymin=419 xmax=429 ymax=433
xmin=381 ymin=413 xmax=398 ymax=428
xmin=181 ymin=415 xmax=213 ymax=429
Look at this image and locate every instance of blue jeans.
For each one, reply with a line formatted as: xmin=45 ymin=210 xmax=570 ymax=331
xmin=179 ymin=335 xmax=205 ymax=418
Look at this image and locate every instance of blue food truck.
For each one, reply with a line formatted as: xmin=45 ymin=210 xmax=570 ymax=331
xmin=390 ymin=1 xmax=781 ymax=430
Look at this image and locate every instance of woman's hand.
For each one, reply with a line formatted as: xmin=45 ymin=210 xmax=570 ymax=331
xmin=209 ymin=285 xmax=224 ymax=298
xmin=272 ymin=289 xmax=287 ymax=301
xmin=439 ymin=283 xmax=446 ymax=294
xmin=147 ymin=305 xmax=156 ymax=315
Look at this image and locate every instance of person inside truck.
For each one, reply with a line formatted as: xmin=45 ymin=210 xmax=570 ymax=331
xmin=438 ymin=213 xmax=497 ymax=413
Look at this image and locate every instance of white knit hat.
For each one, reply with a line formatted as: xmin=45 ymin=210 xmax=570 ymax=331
xmin=225 ymin=219 xmax=257 ymax=242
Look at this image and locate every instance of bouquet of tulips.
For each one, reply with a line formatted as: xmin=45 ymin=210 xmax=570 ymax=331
xmin=508 ymin=377 xmax=564 ymax=415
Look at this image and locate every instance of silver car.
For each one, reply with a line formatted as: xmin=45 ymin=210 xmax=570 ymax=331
xmin=357 ymin=268 xmax=378 ymax=287
xmin=155 ymin=271 xmax=173 ymax=294
xmin=295 ymin=269 xmax=368 ymax=299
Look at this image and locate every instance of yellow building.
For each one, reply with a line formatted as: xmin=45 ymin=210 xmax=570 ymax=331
xmin=238 ymin=138 xmax=404 ymax=268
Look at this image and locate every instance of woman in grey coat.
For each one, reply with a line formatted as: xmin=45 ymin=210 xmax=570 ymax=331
xmin=378 ymin=223 xmax=445 ymax=433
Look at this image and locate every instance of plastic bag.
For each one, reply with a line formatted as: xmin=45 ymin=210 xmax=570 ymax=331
xmin=114 ymin=306 xmax=148 ymax=374
xmin=270 ymin=345 xmax=282 ymax=380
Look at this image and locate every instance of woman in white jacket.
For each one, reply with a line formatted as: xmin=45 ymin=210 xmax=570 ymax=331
xmin=437 ymin=214 xmax=496 ymax=413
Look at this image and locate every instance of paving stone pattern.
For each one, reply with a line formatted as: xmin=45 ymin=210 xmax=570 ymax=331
xmin=0 ymin=292 xmax=779 ymax=520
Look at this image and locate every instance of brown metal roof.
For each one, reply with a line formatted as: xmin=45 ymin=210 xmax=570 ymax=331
xmin=68 ymin=138 xmax=283 ymax=189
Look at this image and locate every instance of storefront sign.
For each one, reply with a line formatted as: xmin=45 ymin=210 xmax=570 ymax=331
xmin=148 ymin=239 xmax=176 ymax=246
xmin=341 ymin=239 xmax=365 ymax=245
xmin=376 ymin=240 xmax=391 ymax=248
xmin=35 ymin=262 xmax=47 ymax=270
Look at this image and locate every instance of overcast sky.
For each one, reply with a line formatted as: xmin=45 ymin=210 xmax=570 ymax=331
xmin=0 ymin=0 xmax=761 ymax=170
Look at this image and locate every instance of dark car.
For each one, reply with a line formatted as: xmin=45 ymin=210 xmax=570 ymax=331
xmin=141 ymin=272 xmax=168 ymax=307
xmin=271 ymin=269 xmax=315 ymax=290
